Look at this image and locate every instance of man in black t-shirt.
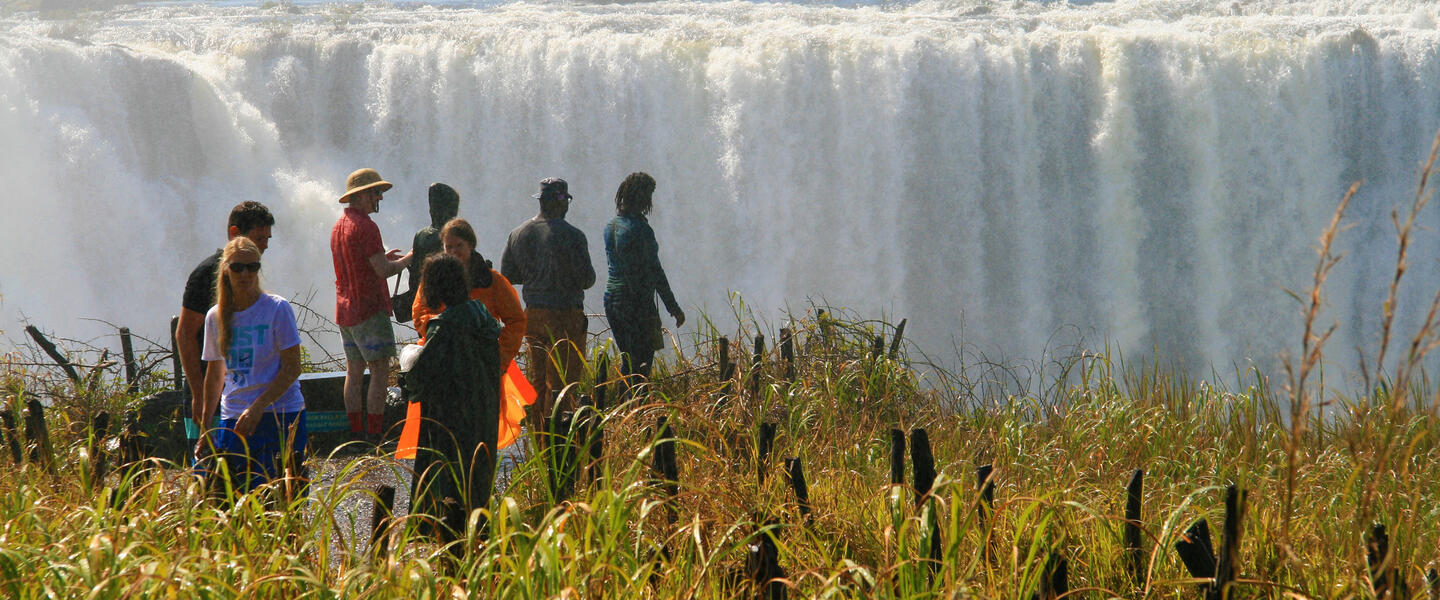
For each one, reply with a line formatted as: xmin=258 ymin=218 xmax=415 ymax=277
xmin=177 ymin=202 xmax=276 ymax=411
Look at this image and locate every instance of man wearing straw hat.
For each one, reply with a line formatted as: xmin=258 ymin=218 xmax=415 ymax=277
xmin=331 ymin=168 xmax=413 ymax=444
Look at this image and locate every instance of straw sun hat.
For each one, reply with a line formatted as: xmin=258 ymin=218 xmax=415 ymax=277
xmin=338 ymin=168 xmax=393 ymax=203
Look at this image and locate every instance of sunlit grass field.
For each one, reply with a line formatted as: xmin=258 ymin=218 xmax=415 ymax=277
xmin=1 ymin=301 xmax=1438 ymax=599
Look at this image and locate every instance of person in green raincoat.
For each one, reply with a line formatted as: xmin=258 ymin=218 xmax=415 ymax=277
xmin=407 ymin=253 xmax=502 ymax=554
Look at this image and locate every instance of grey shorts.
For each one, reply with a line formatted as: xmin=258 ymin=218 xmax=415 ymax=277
xmin=339 ymin=311 xmax=397 ymax=363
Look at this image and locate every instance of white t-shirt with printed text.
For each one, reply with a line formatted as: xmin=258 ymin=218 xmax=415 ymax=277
xmin=202 ymin=293 xmax=305 ymax=419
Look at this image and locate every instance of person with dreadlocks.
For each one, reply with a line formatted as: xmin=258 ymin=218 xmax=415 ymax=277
xmin=602 ymin=172 xmax=685 ymax=393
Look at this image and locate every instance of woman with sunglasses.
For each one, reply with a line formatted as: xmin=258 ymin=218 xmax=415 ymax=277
xmin=197 ymin=236 xmax=307 ymax=493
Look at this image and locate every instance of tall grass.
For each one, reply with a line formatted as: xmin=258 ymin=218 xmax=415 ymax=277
xmin=3 ymin=141 xmax=1440 ymax=597
xmin=2 ymin=307 xmax=1437 ymax=598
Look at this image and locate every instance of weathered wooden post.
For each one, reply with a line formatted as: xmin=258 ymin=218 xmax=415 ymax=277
xmin=170 ymin=316 xmax=183 ymax=392
xmin=1175 ymin=518 xmax=1216 ymax=584
xmin=120 ymin=327 xmax=139 ymax=395
xmin=90 ymin=412 xmax=111 ymax=487
xmin=580 ymin=392 xmax=607 ymax=488
xmin=909 ymin=429 xmax=935 ymax=508
xmin=1125 ymin=469 xmax=1145 ymax=587
xmin=586 ymin=355 xmax=608 ymax=486
xmin=1209 ymin=485 xmax=1246 ymax=600
xmin=779 ymin=327 xmax=795 ymax=382
xmin=977 ymin=464 xmax=995 ymax=523
xmin=593 ymin=354 xmax=610 ymax=411
xmin=83 ymin=349 xmax=110 ymax=393
xmin=887 ymin=319 xmax=907 ymax=359
xmin=908 ymin=428 xmax=941 ymax=570
xmin=749 ymin=334 xmax=766 ymax=399
xmin=24 ymin=399 xmax=52 ymax=472
xmin=369 ymin=485 xmax=396 ymax=558
xmin=977 ymin=463 xmax=996 ymax=562
xmin=119 ymin=418 xmax=144 ymax=467
xmin=745 ymin=525 xmax=788 ymax=600
xmin=757 ymin=422 xmax=776 ymax=485
xmin=25 ymin=325 xmax=81 ymax=384
xmin=1033 ymin=553 xmax=1069 ymax=600
xmin=718 ymin=337 xmax=733 ymax=397
xmin=784 ymin=457 xmax=810 ymax=522
xmin=576 ymin=394 xmax=594 ymax=485
xmin=1367 ymin=523 xmax=1404 ymax=600
xmin=888 ymin=429 xmax=905 ymax=486
xmin=0 ymin=399 xmax=21 ymax=465
xmin=652 ymin=416 xmax=679 ymax=511
xmin=547 ymin=407 xmax=577 ymax=503
xmin=1175 ymin=486 xmax=1246 ymax=599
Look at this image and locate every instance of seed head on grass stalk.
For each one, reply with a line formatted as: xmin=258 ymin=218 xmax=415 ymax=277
xmin=1373 ymin=130 xmax=1440 ymax=394
xmin=1280 ymin=177 xmax=1358 ymax=556
xmin=1351 ymin=129 xmax=1440 ymax=585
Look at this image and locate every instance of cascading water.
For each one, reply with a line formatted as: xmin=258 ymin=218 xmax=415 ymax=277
xmin=3 ymin=0 xmax=1440 ymax=380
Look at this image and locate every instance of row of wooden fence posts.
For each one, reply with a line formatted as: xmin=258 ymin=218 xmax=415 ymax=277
xmin=0 ymin=397 xmax=57 ymax=474
xmin=9 ymin=322 xmax=166 ymax=478
xmin=0 ymin=394 xmax=119 ymax=488
xmin=28 ymin=317 xmax=1440 ymax=598
xmin=884 ymin=428 xmax=1333 ymax=599
xmin=301 ymin=414 xmax=1440 ymax=598
xmin=719 ymin=317 xmax=910 ymax=597
xmin=24 ymin=318 xmax=1440 ymax=598
xmin=714 ymin=315 xmax=909 ymax=402
xmin=891 ymin=421 xmax=1067 ymax=598
xmin=739 ymin=419 xmax=809 ymax=600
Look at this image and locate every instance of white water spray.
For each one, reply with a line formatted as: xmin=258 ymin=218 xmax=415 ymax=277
xmin=3 ymin=0 xmax=1440 ymax=378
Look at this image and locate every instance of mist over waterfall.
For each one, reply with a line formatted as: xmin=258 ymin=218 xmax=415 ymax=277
xmin=3 ymin=0 xmax=1440 ymax=380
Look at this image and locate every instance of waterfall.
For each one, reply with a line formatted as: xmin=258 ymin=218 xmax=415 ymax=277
xmin=3 ymin=0 xmax=1439 ymax=379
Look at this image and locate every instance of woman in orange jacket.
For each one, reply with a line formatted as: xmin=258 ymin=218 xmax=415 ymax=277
xmin=412 ymin=218 xmax=527 ymax=366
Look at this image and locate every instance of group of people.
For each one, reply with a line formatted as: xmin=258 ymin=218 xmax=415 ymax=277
xmin=175 ymin=168 xmax=684 ymax=551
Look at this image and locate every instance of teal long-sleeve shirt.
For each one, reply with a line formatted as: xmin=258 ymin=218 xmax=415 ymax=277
xmin=603 ymin=214 xmax=680 ymax=315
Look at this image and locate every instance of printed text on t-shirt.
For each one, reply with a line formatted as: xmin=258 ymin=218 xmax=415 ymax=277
xmin=227 ymin=324 xmax=270 ymax=385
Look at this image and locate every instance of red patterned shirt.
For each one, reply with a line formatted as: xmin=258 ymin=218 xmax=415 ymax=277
xmin=331 ymin=206 xmax=390 ymax=327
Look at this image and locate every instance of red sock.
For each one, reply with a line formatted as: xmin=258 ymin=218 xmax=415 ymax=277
xmin=347 ymin=412 xmax=363 ymax=434
xmin=367 ymin=413 xmax=383 ymax=436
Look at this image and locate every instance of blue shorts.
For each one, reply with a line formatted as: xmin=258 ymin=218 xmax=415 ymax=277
xmin=204 ymin=410 xmax=308 ymax=492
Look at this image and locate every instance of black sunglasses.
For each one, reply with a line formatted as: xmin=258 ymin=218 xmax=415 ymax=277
xmin=229 ymin=262 xmax=262 ymax=273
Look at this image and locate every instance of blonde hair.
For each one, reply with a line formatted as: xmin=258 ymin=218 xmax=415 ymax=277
xmin=214 ymin=236 xmax=263 ymax=358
